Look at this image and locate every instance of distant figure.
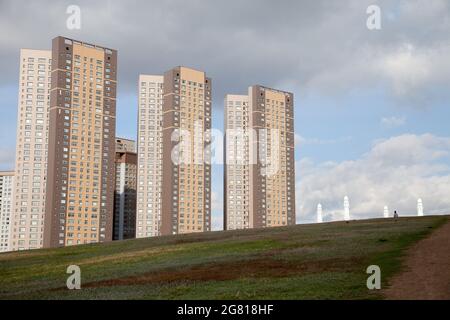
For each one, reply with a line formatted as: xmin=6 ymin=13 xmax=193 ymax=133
xmin=394 ymin=210 xmax=399 ymax=220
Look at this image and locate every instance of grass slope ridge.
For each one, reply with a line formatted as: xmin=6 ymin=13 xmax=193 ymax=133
xmin=0 ymin=216 xmax=448 ymax=300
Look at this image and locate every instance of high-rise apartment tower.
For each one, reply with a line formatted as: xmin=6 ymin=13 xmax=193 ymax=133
xmin=224 ymin=85 xmax=295 ymax=230
xmin=161 ymin=67 xmax=212 ymax=235
xmin=137 ymin=67 xmax=212 ymax=237
xmin=44 ymin=36 xmax=117 ymax=247
xmin=10 ymin=49 xmax=52 ymax=251
xmin=113 ymin=138 xmax=137 ymax=240
xmin=136 ymin=75 xmax=164 ymax=238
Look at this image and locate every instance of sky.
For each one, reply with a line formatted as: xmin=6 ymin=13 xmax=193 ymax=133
xmin=0 ymin=0 xmax=449 ymax=229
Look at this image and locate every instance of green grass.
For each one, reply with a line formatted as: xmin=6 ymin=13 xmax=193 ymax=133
xmin=0 ymin=215 xmax=447 ymax=300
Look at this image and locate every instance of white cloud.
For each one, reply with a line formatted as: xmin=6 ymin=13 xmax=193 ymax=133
xmin=380 ymin=43 xmax=431 ymax=97
xmin=0 ymin=0 xmax=449 ymax=106
xmin=297 ymin=134 xmax=450 ymax=223
xmin=295 ymin=134 xmax=352 ymax=147
xmin=381 ymin=116 xmax=406 ymax=128
xmin=0 ymin=147 xmax=15 ymax=171
xmin=376 ymin=43 xmax=450 ymax=105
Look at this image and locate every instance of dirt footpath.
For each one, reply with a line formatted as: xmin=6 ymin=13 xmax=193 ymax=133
xmin=384 ymin=217 xmax=450 ymax=300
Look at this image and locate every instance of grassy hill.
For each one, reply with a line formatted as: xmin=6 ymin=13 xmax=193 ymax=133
xmin=0 ymin=215 xmax=448 ymax=300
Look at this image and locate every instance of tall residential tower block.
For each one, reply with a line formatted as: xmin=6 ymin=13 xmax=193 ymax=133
xmin=44 ymin=37 xmax=117 ymax=247
xmin=224 ymin=85 xmax=295 ymax=230
xmin=137 ymin=67 xmax=212 ymax=237
xmin=136 ymin=75 xmax=164 ymax=237
xmin=10 ymin=49 xmax=52 ymax=251
xmin=113 ymin=138 xmax=137 ymax=240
